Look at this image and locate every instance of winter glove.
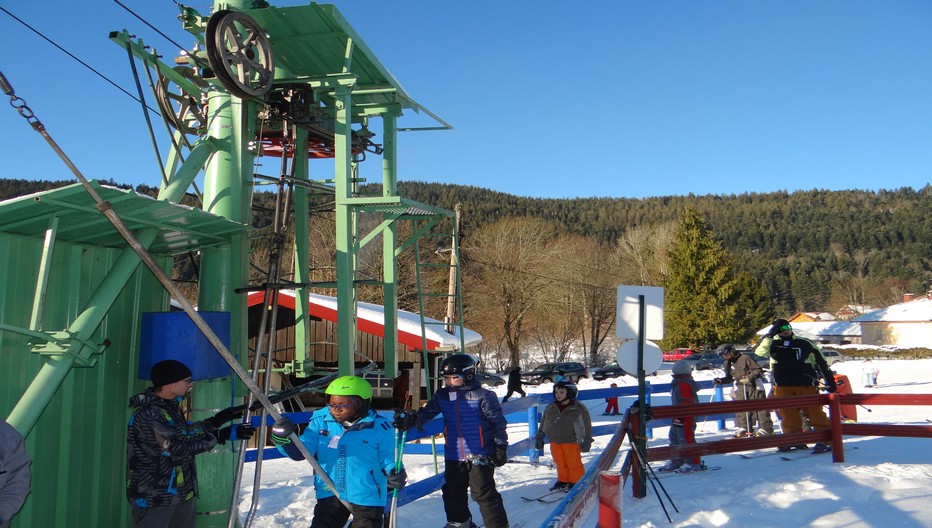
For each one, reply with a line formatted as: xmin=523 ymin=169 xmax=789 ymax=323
xmin=217 ymin=424 xmax=255 ymax=445
xmin=204 ymin=405 xmax=245 ymax=428
xmin=672 ymin=418 xmax=684 ymax=427
xmin=738 ymin=378 xmax=750 ymax=385
xmin=823 ymin=379 xmax=838 ymax=393
xmin=535 ymin=434 xmax=545 ymax=451
xmin=492 ymin=444 xmax=508 ymax=467
xmin=580 ymin=440 xmax=592 ymax=453
xmin=712 ymin=377 xmax=726 ymax=385
xmin=271 ymin=417 xmax=297 ymax=445
xmin=386 ymin=468 xmax=407 ymax=490
xmin=393 ymin=410 xmax=423 ymax=432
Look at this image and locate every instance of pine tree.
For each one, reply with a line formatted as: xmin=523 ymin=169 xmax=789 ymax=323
xmin=663 ymin=208 xmax=746 ymax=348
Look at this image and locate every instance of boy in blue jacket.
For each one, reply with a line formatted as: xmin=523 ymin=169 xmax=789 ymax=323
xmin=396 ymin=354 xmax=510 ymax=528
xmin=272 ymin=375 xmax=406 ymax=528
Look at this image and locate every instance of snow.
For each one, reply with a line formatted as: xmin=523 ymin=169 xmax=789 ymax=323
xmin=236 ymin=358 xmax=932 ymax=528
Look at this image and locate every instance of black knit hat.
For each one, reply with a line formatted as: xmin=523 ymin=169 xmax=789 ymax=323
xmin=150 ymin=359 xmax=192 ymax=387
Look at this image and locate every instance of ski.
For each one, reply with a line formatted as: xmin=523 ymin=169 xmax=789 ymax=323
xmin=655 ymin=466 xmax=722 ymax=478
xmin=779 ymin=445 xmax=857 ymax=461
xmin=521 ymin=490 xmax=567 ymax=503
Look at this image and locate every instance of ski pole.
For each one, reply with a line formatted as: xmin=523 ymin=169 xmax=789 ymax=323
xmin=388 ymin=428 xmax=407 ymax=528
xmin=627 ymin=437 xmax=677 ymax=521
xmin=858 ymin=404 xmax=872 ymax=413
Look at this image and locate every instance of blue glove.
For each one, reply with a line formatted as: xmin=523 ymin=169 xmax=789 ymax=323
xmin=271 ymin=417 xmax=296 ymax=445
xmin=386 ymin=468 xmax=407 ymax=490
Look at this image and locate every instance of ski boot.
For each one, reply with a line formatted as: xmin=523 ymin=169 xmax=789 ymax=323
xmin=657 ymin=460 xmax=683 ymax=472
xmin=677 ymin=462 xmax=707 ymax=473
xmin=549 ymin=480 xmax=571 ymax=491
xmin=777 ymin=444 xmax=808 ymax=452
xmin=811 ymin=442 xmax=832 ymax=454
xmin=443 ymin=519 xmax=479 ymax=528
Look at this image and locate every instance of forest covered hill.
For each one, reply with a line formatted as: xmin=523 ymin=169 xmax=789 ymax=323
xmin=2 ymin=177 xmax=929 ymax=314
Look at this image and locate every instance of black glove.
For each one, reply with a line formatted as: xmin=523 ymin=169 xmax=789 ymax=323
xmin=204 ymin=406 xmax=245 ymax=428
xmin=535 ymin=435 xmax=545 ymax=451
xmin=713 ymin=377 xmax=725 ymax=385
xmin=217 ymin=424 xmax=254 ymax=445
xmin=581 ymin=440 xmax=592 ymax=453
xmin=386 ymin=467 xmax=407 ymax=490
xmin=393 ymin=410 xmax=423 ymax=432
xmin=492 ymin=444 xmax=508 ymax=467
xmin=271 ymin=417 xmax=297 ymax=445
xmin=824 ymin=379 xmax=837 ymax=393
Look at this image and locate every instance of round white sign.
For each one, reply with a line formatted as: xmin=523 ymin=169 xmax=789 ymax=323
xmin=616 ymin=339 xmax=663 ymax=375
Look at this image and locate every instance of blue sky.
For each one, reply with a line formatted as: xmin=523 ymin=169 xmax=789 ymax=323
xmin=1 ymin=1 xmax=930 ymax=199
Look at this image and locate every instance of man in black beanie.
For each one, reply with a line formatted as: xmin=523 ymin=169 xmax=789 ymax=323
xmin=755 ymin=319 xmax=836 ymax=454
xmin=126 ymin=359 xmax=254 ymax=528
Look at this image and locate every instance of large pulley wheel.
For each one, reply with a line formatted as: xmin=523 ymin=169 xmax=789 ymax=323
xmin=155 ymin=66 xmax=208 ymax=135
xmin=206 ymin=10 xmax=274 ymax=99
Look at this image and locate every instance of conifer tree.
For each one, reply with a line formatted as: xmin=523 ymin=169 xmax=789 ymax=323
xmin=663 ymin=208 xmax=746 ymax=348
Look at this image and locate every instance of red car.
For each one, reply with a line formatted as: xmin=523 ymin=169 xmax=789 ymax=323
xmin=662 ymin=348 xmax=697 ymax=362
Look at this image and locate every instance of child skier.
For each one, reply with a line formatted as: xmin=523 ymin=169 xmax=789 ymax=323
xmin=271 ymin=375 xmax=406 ymax=528
xmin=395 ymin=354 xmax=509 ymax=528
xmin=603 ymin=383 xmax=620 ymax=415
xmin=658 ymin=360 xmax=705 ymax=472
xmin=534 ymin=381 xmax=594 ymax=491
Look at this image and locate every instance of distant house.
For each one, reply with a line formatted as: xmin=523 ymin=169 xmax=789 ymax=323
xmin=853 ymin=296 xmax=932 ymax=347
xmin=756 ymin=320 xmax=861 ymax=345
xmin=835 ymin=304 xmax=875 ymax=321
xmin=790 ymin=312 xmax=837 ymax=323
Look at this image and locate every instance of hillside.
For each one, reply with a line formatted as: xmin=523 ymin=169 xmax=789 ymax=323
xmin=2 ymin=177 xmax=929 ymax=313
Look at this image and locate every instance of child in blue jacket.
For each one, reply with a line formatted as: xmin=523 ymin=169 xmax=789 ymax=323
xmin=272 ymin=375 xmax=406 ymax=528
xmin=396 ymin=354 xmax=510 ymax=528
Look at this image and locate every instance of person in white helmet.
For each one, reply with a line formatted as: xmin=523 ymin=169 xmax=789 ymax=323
xmin=658 ymin=360 xmax=705 ymax=473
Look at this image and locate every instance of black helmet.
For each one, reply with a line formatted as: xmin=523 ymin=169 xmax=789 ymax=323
xmin=553 ymin=380 xmax=578 ymax=400
xmin=717 ymin=344 xmax=736 ymax=357
xmin=440 ymin=354 xmax=477 ymax=381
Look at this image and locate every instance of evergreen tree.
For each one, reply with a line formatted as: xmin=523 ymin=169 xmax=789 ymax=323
xmin=663 ymin=208 xmax=745 ymax=348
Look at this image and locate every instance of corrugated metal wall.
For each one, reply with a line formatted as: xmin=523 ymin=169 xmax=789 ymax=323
xmin=0 ymin=231 xmax=168 ymax=527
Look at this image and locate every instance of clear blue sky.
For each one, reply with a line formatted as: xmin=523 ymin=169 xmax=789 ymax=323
xmin=2 ymin=1 xmax=930 ymax=199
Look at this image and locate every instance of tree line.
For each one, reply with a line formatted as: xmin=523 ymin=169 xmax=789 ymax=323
xmin=3 ymin=177 xmax=930 ymax=369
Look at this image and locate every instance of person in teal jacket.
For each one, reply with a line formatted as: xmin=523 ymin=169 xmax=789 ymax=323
xmin=272 ymin=375 xmax=406 ymax=528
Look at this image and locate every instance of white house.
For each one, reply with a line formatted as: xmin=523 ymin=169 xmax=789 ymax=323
xmin=853 ymin=296 xmax=932 ymax=347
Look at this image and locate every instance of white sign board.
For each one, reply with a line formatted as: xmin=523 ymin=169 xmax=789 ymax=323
xmin=616 ymin=285 xmax=664 ymax=340
xmin=616 ymin=339 xmax=663 ymax=376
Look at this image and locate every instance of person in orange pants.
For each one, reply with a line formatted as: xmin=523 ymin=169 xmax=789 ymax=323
xmin=534 ymin=381 xmax=593 ymax=491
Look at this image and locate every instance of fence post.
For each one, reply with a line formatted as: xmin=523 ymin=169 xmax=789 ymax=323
xmin=529 ymin=403 xmax=540 ymax=463
xmin=827 ymin=392 xmax=845 ymax=463
xmin=714 ymin=383 xmax=725 ymax=431
xmin=598 ymin=471 xmax=622 ymax=527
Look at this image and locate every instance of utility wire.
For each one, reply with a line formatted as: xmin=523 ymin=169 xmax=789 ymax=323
xmin=0 ymin=6 xmax=160 ymax=115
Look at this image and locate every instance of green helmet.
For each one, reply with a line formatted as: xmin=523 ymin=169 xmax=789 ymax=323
xmin=325 ymin=375 xmax=372 ymax=400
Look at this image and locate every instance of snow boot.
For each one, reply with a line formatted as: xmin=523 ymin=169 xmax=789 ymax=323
xmin=812 ymin=442 xmax=832 ymax=454
xmin=732 ymin=428 xmax=749 ymax=438
xmin=677 ymin=462 xmax=707 ymax=473
xmin=443 ymin=519 xmax=479 ymax=528
xmin=657 ymin=460 xmax=683 ymax=472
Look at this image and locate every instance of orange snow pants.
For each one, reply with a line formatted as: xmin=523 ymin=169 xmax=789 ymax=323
xmin=550 ymin=442 xmax=584 ymax=484
xmin=772 ymin=385 xmax=830 ymax=434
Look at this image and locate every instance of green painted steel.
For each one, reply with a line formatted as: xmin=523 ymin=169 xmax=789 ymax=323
xmin=0 ymin=231 xmax=168 ymax=527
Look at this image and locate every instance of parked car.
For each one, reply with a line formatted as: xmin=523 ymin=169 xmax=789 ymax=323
xmin=591 ymin=363 xmax=628 ymax=380
xmin=662 ymin=348 xmax=697 ymax=362
xmin=821 ymin=349 xmax=844 ymax=366
xmin=473 ymin=370 xmax=506 ymax=387
xmin=681 ymin=352 xmax=724 ymax=371
xmin=520 ymin=362 xmax=588 ymax=385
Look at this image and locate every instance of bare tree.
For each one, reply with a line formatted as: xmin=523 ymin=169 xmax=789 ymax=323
xmin=462 ymin=217 xmax=559 ymax=367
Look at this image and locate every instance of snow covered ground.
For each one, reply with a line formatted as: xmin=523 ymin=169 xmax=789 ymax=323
xmin=237 ymin=358 xmax=932 ymax=527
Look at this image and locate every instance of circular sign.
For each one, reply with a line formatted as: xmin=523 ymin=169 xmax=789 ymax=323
xmin=616 ymin=339 xmax=663 ymax=375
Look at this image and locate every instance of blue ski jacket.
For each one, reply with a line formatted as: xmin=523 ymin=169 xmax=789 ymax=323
xmin=416 ymin=380 xmax=508 ymax=461
xmin=277 ymin=407 xmax=396 ymax=507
